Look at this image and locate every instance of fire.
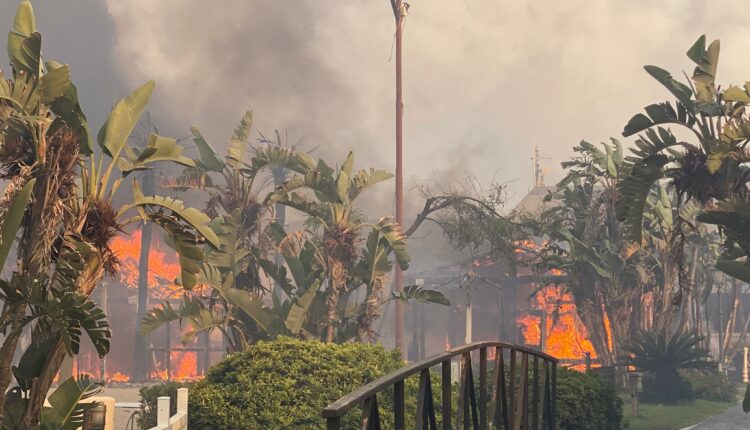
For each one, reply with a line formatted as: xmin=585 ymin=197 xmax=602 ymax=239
xmin=518 ymin=314 xmax=542 ymax=345
xmin=150 ymin=352 xmax=200 ymax=381
xmin=108 ymin=372 xmax=131 ymax=383
xmin=173 ymin=352 xmax=198 ymax=381
xmin=517 ymin=285 xmax=598 ymax=363
xmin=107 ymin=228 xmax=205 ymax=382
xmin=110 ymin=229 xmax=184 ymax=300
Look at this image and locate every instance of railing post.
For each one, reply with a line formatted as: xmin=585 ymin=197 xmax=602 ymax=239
xmin=177 ymin=388 xmax=188 ymax=413
xmin=157 ymin=396 xmax=170 ymax=427
xmin=532 ymin=356 xmax=539 ymax=430
xmin=327 ymin=417 xmax=341 ymax=430
xmin=509 ymin=349 xmax=516 ymax=428
xmin=442 ymin=360 xmax=451 ymax=430
xmin=394 ymin=380 xmax=405 ymax=430
xmin=480 ymin=347 xmax=487 ymax=429
xmin=550 ymin=363 xmax=557 ymax=430
xmin=520 ymin=353 xmax=529 ymax=430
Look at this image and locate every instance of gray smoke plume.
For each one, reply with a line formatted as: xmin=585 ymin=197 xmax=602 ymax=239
xmin=4 ymin=0 xmax=750 ymax=268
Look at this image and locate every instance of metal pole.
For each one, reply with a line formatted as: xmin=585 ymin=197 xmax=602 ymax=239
xmin=393 ymin=0 xmax=407 ymax=355
xmin=743 ymin=346 xmax=748 ymax=384
xmin=718 ymin=285 xmax=724 ymax=366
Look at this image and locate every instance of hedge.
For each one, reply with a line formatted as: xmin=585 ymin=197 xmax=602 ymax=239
xmin=140 ymin=339 xmax=622 ymax=429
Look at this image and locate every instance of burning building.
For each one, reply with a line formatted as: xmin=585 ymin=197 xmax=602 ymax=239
xmin=404 ymin=184 xmax=603 ymax=370
xmin=73 ymin=228 xmax=222 ymax=383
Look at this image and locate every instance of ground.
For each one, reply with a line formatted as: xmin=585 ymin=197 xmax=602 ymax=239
xmin=621 ymin=397 xmax=735 ymax=430
xmin=687 ymin=405 xmax=750 ymax=430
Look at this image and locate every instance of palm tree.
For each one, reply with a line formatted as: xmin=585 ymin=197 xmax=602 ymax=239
xmin=144 ymin=144 xmax=445 ymax=346
xmin=622 ymin=330 xmax=713 ymax=403
xmin=265 ymin=151 xmax=411 ymax=342
xmin=0 ymin=2 xmax=217 ymax=425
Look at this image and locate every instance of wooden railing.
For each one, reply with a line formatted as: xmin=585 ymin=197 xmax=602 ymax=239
xmin=148 ymin=388 xmax=188 ymax=430
xmin=323 ymin=341 xmax=558 ymax=430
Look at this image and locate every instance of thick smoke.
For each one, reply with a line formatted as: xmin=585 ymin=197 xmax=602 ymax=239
xmin=4 ymin=0 xmax=750 ymax=267
xmin=103 ymin=1 xmax=750 ymax=210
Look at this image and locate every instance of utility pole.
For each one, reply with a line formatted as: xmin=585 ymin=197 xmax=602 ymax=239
xmin=389 ymin=0 xmax=409 ymax=354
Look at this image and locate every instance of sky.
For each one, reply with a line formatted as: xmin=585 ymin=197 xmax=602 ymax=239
xmin=4 ymin=0 xmax=750 ymax=270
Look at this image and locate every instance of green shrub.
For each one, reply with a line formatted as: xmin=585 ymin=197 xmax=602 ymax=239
xmin=622 ymin=331 xmax=713 ymax=404
xmin=139 ymin=341 xmax=622 ymax=429
xmin=186 ymin=337 xmax=414 ymax=429
xmin=681 ymin=369 xmax=736 ymax=402
xmin=138 ymin=381 xmax=193 ymax=429
xmin=557 ymin=367 xmax=623 ymax=430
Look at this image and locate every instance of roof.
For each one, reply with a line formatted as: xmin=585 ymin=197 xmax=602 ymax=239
xmin=513 ymin=186 xmax=555 ymax=215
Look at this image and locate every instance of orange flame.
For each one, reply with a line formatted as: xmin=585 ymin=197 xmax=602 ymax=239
xmin=108 ymin=371 xmax=131 ymax=383
xmin=110 ymin=230 xmax=184 ymax=300
xmin=149 ymin=352 xmax=200 ymax=381
xmin=109 ymin=229 xmax=204 ymax=381
xmin=517 ymin=285 xmax=598 ymax=364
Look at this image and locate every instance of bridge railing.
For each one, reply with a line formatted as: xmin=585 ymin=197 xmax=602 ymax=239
xmin=323 ymin=341 xmax=558 ymax=430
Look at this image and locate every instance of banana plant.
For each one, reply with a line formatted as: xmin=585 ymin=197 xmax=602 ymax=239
xmin=0 ymin=2 xmax=217 ymax=425
xmin=263 ymin=151 xmax=450 ymax=342
xmin=538 ymin=139 xmax=644 ymax=365
xmin=141 ymin=222 xmax=326 ymax=350
xmin=616 ymin=35 xmax=750 ymax=246
xmin=696 ymin=200 xmax=750 ymax=282
xmin=143 ymin=112 xmax=313 ymax=350
xmin=5 ymin=374 xmax=102 ymax=430
xmin=640 ymin=185 xmax=707 ymax=333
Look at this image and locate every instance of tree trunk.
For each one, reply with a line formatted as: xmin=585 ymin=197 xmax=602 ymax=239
xmin=325 ymin=261 xmax=346 ymax=343
xmin=22 ymin=256 xmax=105 ymax=426
xmin=134 ymin=169 xmax=154 ymax=381
xmin=22 ymin=340 xmax=66 ymax=428
xmin=654 ymin=259 xmax=678 ymax=333
xmin=0 ymin=311 xmax=27 ymax=416
xmin=722 ymin=279 xmax=740 ymax=366
xmin=677 ymin=248 xmax=699 ymax=333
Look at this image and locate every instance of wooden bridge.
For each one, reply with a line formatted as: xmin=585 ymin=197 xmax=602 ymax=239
xmin=323 ymin=341 xmax=558 ymax=430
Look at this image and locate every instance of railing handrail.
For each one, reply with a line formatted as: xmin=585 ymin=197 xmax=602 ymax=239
xmin=323 ymin=341 xmax=557 ymax=418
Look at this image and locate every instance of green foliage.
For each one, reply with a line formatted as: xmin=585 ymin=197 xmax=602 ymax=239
xmin=4 ymin=375 xmax=102 ymax=430
xmin=538 ymin=139 xmax=639 ymax=364
xmin=557 ymin=367 xmax=623 ymax=430
xmin=138 ymin=381 xmax=191 ymax=429
xmin=680 ymin=369 xmax=736 ymax=403
xmin=622 ymin=331 xmax=714 ymax=403
xmin=139 ymin=339 xmax=627 ymax=430
xmin=142 ymin=338 xmax=411 ymax=430
xmin=0 ymin=1 xmax=220 ymax=425
xmin=0 ymin=178 xmax=35 ymax=268
xmin=391 ymin=284 xmax=450 ymax=306
xmin=616 ymin=34 xmax=750 ymax=284
xmin=0 ymin=275 xmax=110 ymax=360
